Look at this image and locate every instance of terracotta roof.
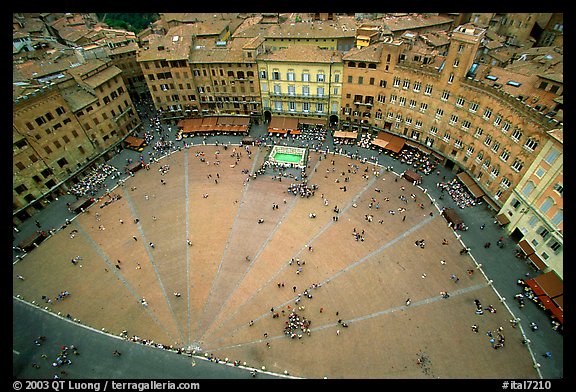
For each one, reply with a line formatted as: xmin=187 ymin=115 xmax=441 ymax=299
xmin=342 ymin=42 xmax=384 ymax=62
xmin=383 ymin=14 xmax=453 ymax=32
xmin=256 ymin=44 xmax=342 ymax=63
xmin=59 ymin=84 xmax=98 ymax=112
xmin=265 ymin=21 xmax=356 ymax=39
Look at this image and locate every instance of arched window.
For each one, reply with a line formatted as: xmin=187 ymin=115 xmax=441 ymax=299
xmin=348 ymin=61 xmax=356 ymax=67
xmin=522 ymin=181 xmax=535 ymax=197
xmin=540 ymin=197 xmax=554 ymax=214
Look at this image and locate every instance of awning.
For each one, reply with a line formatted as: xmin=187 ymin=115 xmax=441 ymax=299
xmin=403 ymin=169 xmax=422 ymax=183
xmin=518 ymin=239 xmax=535 ymax=256
xmin=298 ymin=118 xmax=325 ymax=126
xmin=442 ymin=208 xmax=463 ymax=226
xmin=552 ymin=294 xmax=563 ymax=310
xmin=524 ymin=279 xmax=546 ymax=296
xmin=334 ymin=131 xmax=358 ymax=139
xmin=268 ymin=116 xmax=299 ymax=132
xmin=550 ymin=305 xmax=563 ymax=324
xmin=374 ymin=131 xmax=405 ymax=153
xmin=482 ymin=195 xmax=500 ymax=211
xmin=496 ymin=213 xmax=510 ymax=226
xmin=124 ymin=136 xmax=146 ymax=147
xmin=371 ymin=139 xmax=389 ymax=149
xmin=532 ymin=270 xmax=563 ymax=298
xmin=457 ymin=171 xmax=485 ymax=198
xmin=528 ymin=253 xmax=547 ymax=271
xmin=538 ymin=295 xmax=557 ymax=311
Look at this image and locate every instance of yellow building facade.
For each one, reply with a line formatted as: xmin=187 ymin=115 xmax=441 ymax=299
xmin=257 ymin=45 xmax=343 ymax=123
xmin=499 ymin=129 xmax=563 ymax=277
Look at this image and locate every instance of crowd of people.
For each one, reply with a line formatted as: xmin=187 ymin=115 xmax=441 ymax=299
xmin=436 ymin=178 xmax=479 ymax=209
xmin=287 ymin=182 xmax=317 ymax=198
xmin=68 ymin=163 xmax=120 ymax=198
xmin=399 ymin=147 xmax=439 ymax=176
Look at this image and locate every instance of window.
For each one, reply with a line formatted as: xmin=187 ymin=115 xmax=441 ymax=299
xmin=302 ymin=86 xmax=310 ymax=96
xmin=441 ymin=90 xmax=450 ymax=101
xmin=453 ymin=58 xmax=460 ymax=67
xmin=413 ymin=81 xmax=421 ymax=92
xmin=493 ymin=115 xmax=502 ymax=127
xmin=551 ymin=211 xmax=563 ymax=226
xmin=522 ymin=181 xmax=535 ymax=197
xmin=545 ymin=148 xmax=560 ymax=165
xmin=549 ymin=184 xmax=563 ymax=199
xmin=334 ymin=73 xmax=340 ymax=83
xmin=511 ymin=159 xmax=524 ymax=172
xmin=302 ymin=102 xmax=310 ymax=112
xmin=461 ymin=120 xmax=471 ymax=131
xmin=448 ymin=73 xmax=454 ymax=84
xmin=380 ymin=80 xmax=387 ymax=88
xmin=500 ymin=149 xmax=510 ymax=162
xmin=389 ymin=95 xmax=397 ymax=104
xmin=491 ymin=141 xmax=500 ymax=153
xmin=536 ymin=226 xmax=550 ymax=240
xmin=288 ymin=101 xmax=296 ymax=112
xmin=482 ymin=108 xmax=492 ymax=120
xmin=317 ymin=87 xmax=324 ymax=97
xmin=456 ymin=96 xmax=465 ymax=107
xmin=548 ymin=239 xmax=562 ymax=253
xmin=475 ymin=151 xmax=483 ymax=163
xmin=511 ymin=129 xmax=522 ymax=142
xmin=272 ymin=71 xmax=280 ymax=80
xmin=535 ymin=167 xmax=546 ymax=178
xmin=317 ymin=73 xmax=325 ymax=82
xmin=399 ymin=97 xmax=406 ymax=106
xmin=424 ymin=84 xmax=433 ymax=95
xmin=259 ymin=70 xmax=267 ymax=79
xmin=466 ymin=145 xmax=474 ymax=156
xmin=287 ymin=71 xmax=295 ymax=81
xmin=539 ymin=197 xmax=554 ymax=214
xmin=419 ymin=102 xmax=428 ymax=113
xmin=316 ymin=103 xmax=324 ymax=113
xmin=377 ymin=94 xmax=386 ymax=104
xmin=469 ymin=102 xmax=479 ymax=113
xmin=358 ymin=76 xmax=363 ymax=84
xmin=409 ymin=99 xmax=416 ymax=109
xmin=449 ymin=114 xmax=458 ymax=125
xmin=35 ymin=116 xmax=46 ymax=126
xmin=287 ymin=85 xmax=295 ymax=96
xmin=484 ymin=135 xmax=492 ymax=146
xmin=501 ymin=121 xmax=511 ymax=133
xmin=393 ymin=77 xmax=401 ymax=87
xmin=402 ymin=79 xmax=410 ymax=89
xmin=435 ymin=108 xmax=443 ymax=120
xmin=524 ymin=138 xmax=538 ymax=152
xmin=490 ymin=166 xmax=500 ymax=178
xmin=442 ymin=132 xmax=451 ymax=143
xmin=500 ymin=177 xmax=511 ymax=189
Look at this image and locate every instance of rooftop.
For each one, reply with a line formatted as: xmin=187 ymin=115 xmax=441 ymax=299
xmin=256 ymin=44 xmax=342 ymax=63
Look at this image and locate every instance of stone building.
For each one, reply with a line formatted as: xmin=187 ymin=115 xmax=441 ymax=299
xmin=13 ymin=58 xmax=142 ymax=223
